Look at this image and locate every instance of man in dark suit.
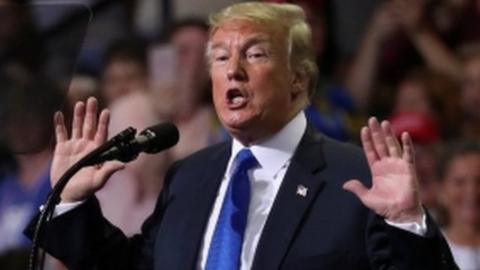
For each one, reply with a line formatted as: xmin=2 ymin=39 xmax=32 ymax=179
xmin=29 ymin=2 xmax=457 ymax=269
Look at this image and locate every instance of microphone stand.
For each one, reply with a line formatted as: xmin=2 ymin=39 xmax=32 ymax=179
xmin=28 ymin=127 xmax=137 ymax=270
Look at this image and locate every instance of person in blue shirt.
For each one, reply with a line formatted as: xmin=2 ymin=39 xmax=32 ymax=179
xmin=0 ymin=67 xmax=65 ymax=259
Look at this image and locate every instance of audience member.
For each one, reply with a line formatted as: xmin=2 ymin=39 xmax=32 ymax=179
xmin=92 ymin=38 xmax=159 ymax=235
xmin=100 ymin=39 xmax=149 ymax=105
xmin=386 ymin=67 xmax=462 ymax=213
xmin=460 ymin=50 xmax=480 ymax=140
xmin=96 ymin=19 xmax=226 ymax=235
xmin=69 ymin=68 xmax=158 ymax=236
xmin=0 ymin=66 xmax=65 ymax=268
xmin=391 ymin=68 xmax=462 ymax=139
xmin=288 ymin=0 xmax=357 ymax=141
xmin=152 ymin=18 xmax=226 ymax=159
xmin=0 ymin=0 xmax=45 ymax=72
xmin=437 ymin=142 xmax=480 ymax=270
xmin=96 ymin=93 xmax=170 ymax=236
xmin=346 ymin=0 xmax=478 ymax=115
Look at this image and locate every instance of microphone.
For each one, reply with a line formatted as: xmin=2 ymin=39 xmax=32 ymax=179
xmin=90 ymin=122 xmax=179 ymax=165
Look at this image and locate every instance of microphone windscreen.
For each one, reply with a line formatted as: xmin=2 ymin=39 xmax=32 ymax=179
xmin=143 ymin=122 xmax=179 ymax=154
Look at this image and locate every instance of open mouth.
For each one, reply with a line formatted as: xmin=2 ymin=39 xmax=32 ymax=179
xmin=226 ymin=88 xmax=248 ymax=109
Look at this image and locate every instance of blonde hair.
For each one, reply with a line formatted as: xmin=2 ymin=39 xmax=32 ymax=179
xmin=208 ymin=2 xmax=318 ymax=98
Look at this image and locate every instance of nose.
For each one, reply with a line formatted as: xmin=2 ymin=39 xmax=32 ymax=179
xmin=226 ymin=55 xmax=247 ymax=81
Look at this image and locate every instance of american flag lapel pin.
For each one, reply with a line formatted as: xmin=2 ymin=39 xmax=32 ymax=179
xmin=296 ymin=185 xmax=308 ymax=197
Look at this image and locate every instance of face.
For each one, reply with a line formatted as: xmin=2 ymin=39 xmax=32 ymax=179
xmin=394 ymin=80 xmax=431 ymax=115
xmin=209 ymin=20 xmax=305 ymax=144
xmin=171 ymin=25 xmax=209 ymax=104
xmin=172 ymin=26 xmax=208 ymax=77
xmin=102 ymin=60 xmax=146 ymax=105
xmin=4 ymin=114 xmax=51 ymax=154
xmin=441 ymin=153 xmax=480 ymax=226
xmin=461 ymin=57 xmax=480 ymax=119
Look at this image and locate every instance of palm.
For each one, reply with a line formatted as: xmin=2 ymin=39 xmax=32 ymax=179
xmin=51 ymin=139 xmax=97 ymax=200
xmin=364 ymin=157 xmax=418 ymax=220
xmin=343 ymin=118 xmax=422 ymax=223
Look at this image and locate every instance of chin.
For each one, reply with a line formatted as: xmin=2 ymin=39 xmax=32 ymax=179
xmin=223 ymin=119 xmax=250 ymax=135
xmin=222 ymin=119 xmax=257 ymax=143
xmin=221 ymin=111 xmax=253 ymax=128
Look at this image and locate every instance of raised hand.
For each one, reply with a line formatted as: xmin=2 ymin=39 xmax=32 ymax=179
xmin=392 ymin=0 xmax=427 ymax=33
xmin=51 ymin=97 xmax=125 ymax=202
xmin=343 ymin=117 xmax=423 ymax=223
xmin=368 ymin=1 xmax=401 ymax=42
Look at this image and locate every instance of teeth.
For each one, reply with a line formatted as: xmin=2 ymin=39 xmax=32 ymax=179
xmin=227 ymin=88 xmax=245 ymax=103
xmin=232 ymin=96 xmax=245 ymax=104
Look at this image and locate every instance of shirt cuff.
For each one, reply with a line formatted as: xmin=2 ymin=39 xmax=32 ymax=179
xmin=385 ymin=213 xmax=427 ymax=236
xmin=40 ymin=200 xmax=85 ymax=218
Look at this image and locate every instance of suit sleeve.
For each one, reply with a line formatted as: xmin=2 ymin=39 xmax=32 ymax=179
xmin=24 ymin=162 xmax=180 ymax=270
xmin=366 ymin=210 xmax=459 ymax=270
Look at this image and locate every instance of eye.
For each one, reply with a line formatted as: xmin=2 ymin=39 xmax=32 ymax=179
xmin=245 ymin=46 xmax=269 ymax=63
xmin=215 ymin=55 xmax=229 ymax=62
xmin=246 ymin=51 xmax=267 ymax=60
xmin=210 ymin=49 xmax=229 ymax=64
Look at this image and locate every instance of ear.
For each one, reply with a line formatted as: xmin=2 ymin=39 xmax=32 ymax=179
xmin=290 ymin=67 xmax=309 ymax=100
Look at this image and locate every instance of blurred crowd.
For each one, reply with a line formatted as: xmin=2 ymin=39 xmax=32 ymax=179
xmin=0 ymin=0 xmax=479 ymax=269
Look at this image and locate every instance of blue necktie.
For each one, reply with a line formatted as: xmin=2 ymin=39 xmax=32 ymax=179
xmin=206 ymin=148 xmax=259 ymax=270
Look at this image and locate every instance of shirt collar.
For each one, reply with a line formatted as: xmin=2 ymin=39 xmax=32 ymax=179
xmin=230 ymin=111 xmax=307 ymax=178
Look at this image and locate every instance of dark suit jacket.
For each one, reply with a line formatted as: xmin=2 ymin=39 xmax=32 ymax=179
xmin=27 ymin=127 xmax=457 ymax=270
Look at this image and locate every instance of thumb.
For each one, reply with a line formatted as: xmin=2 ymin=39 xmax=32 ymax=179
xmin=343 ymin=179 xmax=369 ymax=200
xmin=93 ymin=161 xmax=125 ymax=188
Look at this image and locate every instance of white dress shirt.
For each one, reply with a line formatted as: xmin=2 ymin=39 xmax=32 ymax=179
xmin=197 ymin=112 xmax=307 ymax=270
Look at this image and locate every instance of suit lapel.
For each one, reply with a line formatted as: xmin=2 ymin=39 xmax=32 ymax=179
xmin=252 ymin=128 xmax=326 ymax=270
xmin=179 ymin=142 xmax=232 ymax=269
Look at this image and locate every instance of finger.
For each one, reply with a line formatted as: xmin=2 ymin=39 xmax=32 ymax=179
xmin=361 ymin=126 xmax=379 ymax=167
xmin=369 ymin=117 xmax=389 ymax=158
xmin=343 ymin=179 xmax=369 ymax=201
xmin=94 ymin=109 xmax=110 ymax=145
xmin=54 ymin=111 xmax=68 ymax=143
xmin=71 ymin=101 xmax=85 ymax=139
xmin=381 ymin=120 xmax=401 ymax=158
xmin=82 ymin=97 xmax=98 ymax=139
xmin=401 ymin=132 xmax=415 ymax=165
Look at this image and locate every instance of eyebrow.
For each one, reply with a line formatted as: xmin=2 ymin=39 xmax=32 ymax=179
xmin=243 ymin=37 xmax=271 ymax=51
xmin=209 ymin=36 xmax=272 ymax=52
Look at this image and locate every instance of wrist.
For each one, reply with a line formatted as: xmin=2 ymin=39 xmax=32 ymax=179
xmin=60 ymin=197 xmax=85 ymax=203
xmin=388 ymin=205 xmax=424 ymax=224
xmin=60 ymin=191 xmax=91 ymax=203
